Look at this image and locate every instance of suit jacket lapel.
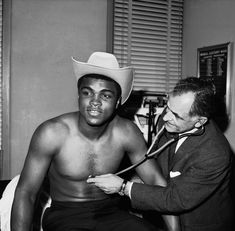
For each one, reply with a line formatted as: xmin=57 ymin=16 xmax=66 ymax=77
xmin=169 ymin=135 xmax=197 ymax=170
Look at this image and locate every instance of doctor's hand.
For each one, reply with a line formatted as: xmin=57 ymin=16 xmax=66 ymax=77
xmin=87 ymin=174 xmax=123 ymax=194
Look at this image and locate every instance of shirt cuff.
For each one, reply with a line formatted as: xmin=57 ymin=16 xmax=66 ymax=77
xmin=124 ymin=181 xmax=133 ymax=199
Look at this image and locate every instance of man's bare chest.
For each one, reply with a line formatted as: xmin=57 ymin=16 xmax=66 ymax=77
xmin=50 ymin=137 xmax=125 ymax=180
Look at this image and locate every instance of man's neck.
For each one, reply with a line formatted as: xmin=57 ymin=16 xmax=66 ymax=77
xmin=77 ymin=114 xmax=115 ymax=141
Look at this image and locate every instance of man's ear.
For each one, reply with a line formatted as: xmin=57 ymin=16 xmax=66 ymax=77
xmin=195 ymin=116 xmax=208 ymax=128
xmin=116 ymin=97 xmax=122 ymax=108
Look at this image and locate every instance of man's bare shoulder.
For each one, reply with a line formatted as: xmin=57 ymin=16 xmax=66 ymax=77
xmin=113 ymin=116 xmax=147 ymax=156
xmin=114 ymin=115 xmax=139 ymax=128
xmin=113 ymin=115 xmax=144 ymax=138
xmin=41 ymin=111 xmax=77 ymax=128
xmin=32 ymin=111 xmax=78 ymax=146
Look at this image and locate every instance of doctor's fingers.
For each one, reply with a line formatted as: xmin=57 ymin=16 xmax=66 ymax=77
xmin=87 ymin=176 xmax=105 ymax=183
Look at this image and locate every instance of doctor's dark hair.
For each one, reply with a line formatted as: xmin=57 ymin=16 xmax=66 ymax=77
xmin=77 ymin=73 xmax=122 ymax=100
xmin=172 ymin=77 xmax=215 ymax=118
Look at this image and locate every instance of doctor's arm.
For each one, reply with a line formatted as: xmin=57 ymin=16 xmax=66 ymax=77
xmin=88 ymin=122 xmax=180 ymax=231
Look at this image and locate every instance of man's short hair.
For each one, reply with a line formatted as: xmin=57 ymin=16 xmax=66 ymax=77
xmin=172 ymin=77 xmax=215 ymax=118
xmin=77 ymin=73 xmax=122 ymax=100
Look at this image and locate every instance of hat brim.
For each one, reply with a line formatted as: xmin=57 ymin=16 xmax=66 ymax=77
xmin=72 ymin=57 xmax=134 ymax=104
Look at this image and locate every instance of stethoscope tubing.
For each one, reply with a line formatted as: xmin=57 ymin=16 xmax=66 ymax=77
xmin=115 ymin=125 xmax=204 ymax=176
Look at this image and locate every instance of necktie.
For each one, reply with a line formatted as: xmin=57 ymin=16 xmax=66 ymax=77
xmin=166 ymin=132 xmax=179 ymax=167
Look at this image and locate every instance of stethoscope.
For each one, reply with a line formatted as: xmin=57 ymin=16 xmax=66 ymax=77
xmin=115 ymin=125 xmax=205 ymax=176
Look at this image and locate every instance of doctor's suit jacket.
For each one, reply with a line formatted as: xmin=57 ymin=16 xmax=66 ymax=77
xmin=131 ymin=120 xmax=234 ymax=231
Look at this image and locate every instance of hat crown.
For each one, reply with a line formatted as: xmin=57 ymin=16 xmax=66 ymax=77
xmin=87 ymin=52 xmax=120 ymax=69
xmin=72 ymin=51 xmax=133 ymax=104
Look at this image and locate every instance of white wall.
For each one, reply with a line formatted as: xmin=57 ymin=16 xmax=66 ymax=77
xmin=9 ymin=0 xmax=108 ymax=178
xmin=182 ymin=0 xmax=235 ymax=152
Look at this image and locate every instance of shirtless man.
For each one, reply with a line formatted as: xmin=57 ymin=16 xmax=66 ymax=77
xmin=11 ymin=52 xmax=179 ymax=231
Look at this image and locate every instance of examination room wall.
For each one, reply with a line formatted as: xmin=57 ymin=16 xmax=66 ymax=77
xmin=8 ymin=0 xmax=108 ymax=178
xmin=182 ymin=0 xmax=235 ymax=153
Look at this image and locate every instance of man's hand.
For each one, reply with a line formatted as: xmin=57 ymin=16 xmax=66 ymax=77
xmin=87 ymin=174 xmax=123 ymax=194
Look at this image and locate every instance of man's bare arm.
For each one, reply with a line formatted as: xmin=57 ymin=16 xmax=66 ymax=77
xmin=11 ymin=122 xmax=59 ymax=231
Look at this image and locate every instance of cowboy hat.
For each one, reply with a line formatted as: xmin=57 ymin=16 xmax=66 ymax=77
xmin=72 ymin=52 xmax=134 ymax=104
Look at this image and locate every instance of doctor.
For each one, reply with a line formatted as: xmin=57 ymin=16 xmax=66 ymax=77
xmin=88 ymin=77 xmax=235 ymax=231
